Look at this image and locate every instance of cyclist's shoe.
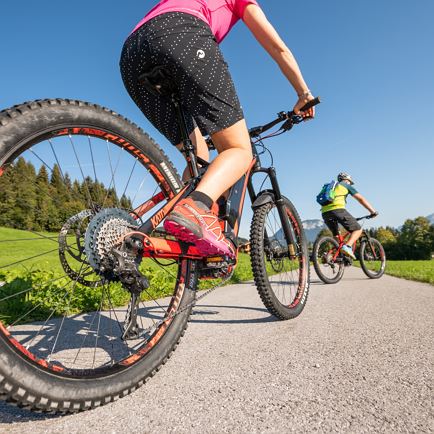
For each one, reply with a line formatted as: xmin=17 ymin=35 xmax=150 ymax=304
xmin=341 ymin=244 xmax=356 ymax=260
xmin=163 ymin=198 xmax=235 ymax=258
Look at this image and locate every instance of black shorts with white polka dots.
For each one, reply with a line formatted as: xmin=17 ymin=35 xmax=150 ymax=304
xmin=120 ymin=12 xmax=245 ymax=146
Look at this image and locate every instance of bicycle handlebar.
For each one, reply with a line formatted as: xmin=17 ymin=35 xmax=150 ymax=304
xmin=356 ymin=213 xmax=378 ymax=221
xmin=298 ymin=97 xmax=321 ymax=113
xmin=249 ymin=97 xmax=321 ymax=138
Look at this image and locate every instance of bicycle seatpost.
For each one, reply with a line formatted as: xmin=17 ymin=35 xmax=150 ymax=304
xmin=171 ymin=95 xmax=199 ymax=179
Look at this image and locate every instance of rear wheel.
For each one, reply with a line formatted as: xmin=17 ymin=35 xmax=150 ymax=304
xmin=0 ymin=99 xmax=197 ymax=413
xmin=312 ymin=236 xmax=345 ymax=284
xmin=359 ymin=238 xmax=386 ymax=278
xmin=250 ymin=196 xmax=309 ymax=320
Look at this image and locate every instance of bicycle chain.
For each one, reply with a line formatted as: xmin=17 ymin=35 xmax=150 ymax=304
xmin=135 ymin=267 xmax=235 ymax=340
xmin=76 ymin=208 xmax=235 ymax=339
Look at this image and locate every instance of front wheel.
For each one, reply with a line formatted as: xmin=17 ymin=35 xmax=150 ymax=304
xmin=359 ymin=238 xmax=386 ymax=278
xmin=250 ymin=196 xmax=309 ymax=320
xmin=312 ymin=236 xmax=345 ymax=284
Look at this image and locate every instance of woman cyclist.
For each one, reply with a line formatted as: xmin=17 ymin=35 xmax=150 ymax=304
xmin=120 ymin=0 xmax=315 ymax=258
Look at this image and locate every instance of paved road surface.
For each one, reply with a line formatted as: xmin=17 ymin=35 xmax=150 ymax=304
xmin=1 ymin=268 xmax=433 ymax=433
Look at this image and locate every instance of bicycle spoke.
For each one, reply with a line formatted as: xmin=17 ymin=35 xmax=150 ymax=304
xmin=72 ymin=306 xmax=101 ymax=366
xmin=88 ymin=136 xmax=98 ymax=182
xmin=261 ymin=203 xmax=304 ymax=307
xmin=131 ymin=175 xmax=152 ymax=206
xmin=9 ymin=301 xmax=47 ymax=329
xmin=92 ymin=290 xmax=106 ymax=369
xmin=29 ymin=149 xmax=55 ymax=176
xmin=0 ymin=275 xmax=68 ymax=304
xmin=49 ymin=139 xmax=67 ymax=181
xmin=48 ymin=264 xmax=85 ymax=362
xmin=101 ymin=140 xmax=123 ymax=208
xmin=0 ymin=115 xmax=186 ymax=378
xmin=0 ymin=248 xmax=58 ymax=270
xmin=68 ymin=135 xmax=95 ymax=210
xmin=23 ymin=278 xmax=78 ymax=348
xmin=0 ymin=236 xmax=58 ymax=243
xmin=121 ymin=158 xmax=138 ymax=201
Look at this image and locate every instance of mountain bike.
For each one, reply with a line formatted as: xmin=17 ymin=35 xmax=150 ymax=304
xmin=312 ymin=215 xmax=386 ymax=284
xmin=0 ymin=66 xmax=319 ymax=412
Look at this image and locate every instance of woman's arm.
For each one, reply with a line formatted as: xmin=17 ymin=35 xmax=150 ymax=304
xmin=243 ymin=4 xmax=314 ymax=116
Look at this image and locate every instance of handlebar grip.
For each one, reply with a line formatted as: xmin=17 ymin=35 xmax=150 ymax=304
xmin=299 ymin=97 xmax=321 ymax=112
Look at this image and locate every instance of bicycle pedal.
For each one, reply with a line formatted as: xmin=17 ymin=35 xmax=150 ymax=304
xmin=199 ymin=265 xmax=233 ymax=280
xmin=205 ymin=256 xmax=225 ymax=265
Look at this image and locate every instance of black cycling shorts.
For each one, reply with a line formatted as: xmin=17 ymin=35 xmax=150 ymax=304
xmin=322 ymin=209 xmax=361 ymax=236
xmin=120 ymin=12 xmax=244 ymax=146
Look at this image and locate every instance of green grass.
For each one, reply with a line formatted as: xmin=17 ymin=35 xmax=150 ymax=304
xmin=0 ymin=226 xmax=254 ymax=324
xmin=384 ymin=260 xmax=434 ymax=285
xmin=0 ymin=226 xmax=61 ymax=271
xmin=1 ymin=226 xmax=303 ymax=324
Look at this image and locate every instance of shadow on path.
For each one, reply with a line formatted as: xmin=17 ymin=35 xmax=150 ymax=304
xmin=191 ymin=304 xmax=278 ymax=324
xmin=0 ymin=400 xmax=62 ymax=424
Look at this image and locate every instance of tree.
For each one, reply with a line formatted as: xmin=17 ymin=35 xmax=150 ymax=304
xmin=11 ymin=158 xmax=37 ymax=230
xmin=397 ymin=217 xmax=433 ymax=260
xmin=0 ymin=157 xmax=134 ymax=232
xmin=0 ymin=165 xmax=15 ymax=227
xmin=375 ymin=227 xmax=398 ymax=244
xmin=120 ymin=194 xmax=132 ymax=210
xmin=34 ymin=165 xmax=51 ymax=230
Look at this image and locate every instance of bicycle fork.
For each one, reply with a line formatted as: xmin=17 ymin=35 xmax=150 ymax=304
xmin=250 ymin=167 xmax=299 ymax=257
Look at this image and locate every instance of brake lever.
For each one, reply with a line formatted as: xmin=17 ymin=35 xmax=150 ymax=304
xmin=281 ymin=114 xmax=304 ymax=131
xmin=292 ymin=114 xmax=305 ymax=123
xmin=280 ymin=119 xmax=294 ymax=132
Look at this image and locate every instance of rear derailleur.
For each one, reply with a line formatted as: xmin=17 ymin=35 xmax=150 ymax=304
xmin=110 ymin=236 xmax=149 ymax=340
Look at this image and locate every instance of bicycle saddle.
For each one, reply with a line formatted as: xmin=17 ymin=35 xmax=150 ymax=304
xmin=138 ymin=65 xmax=177 ymax=97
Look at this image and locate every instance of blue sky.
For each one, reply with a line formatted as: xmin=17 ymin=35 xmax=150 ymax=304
xmin=1 ymin=0 xmax=433 ymax=237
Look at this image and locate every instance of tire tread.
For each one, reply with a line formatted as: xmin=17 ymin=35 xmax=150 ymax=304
xmin=250 ymin=198 xmax=309 ymax=320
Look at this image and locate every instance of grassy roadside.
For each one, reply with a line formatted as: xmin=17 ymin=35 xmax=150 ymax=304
xmin=0 ymin=224 xmax=257 ymax=323
xmin=383 ymin=260 xmax=434 ymax=285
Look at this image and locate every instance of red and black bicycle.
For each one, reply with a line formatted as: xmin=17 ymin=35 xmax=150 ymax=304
xmin=0 ymin=70 xmax=319 ymax=412
xmin=312 ymin=215 xmax=386 ymax=284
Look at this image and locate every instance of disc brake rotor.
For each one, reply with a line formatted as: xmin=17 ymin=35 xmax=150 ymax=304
xmin=58 ymin=209 xmax=104 ymax=287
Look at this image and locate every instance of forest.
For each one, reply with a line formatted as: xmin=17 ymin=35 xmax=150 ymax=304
xmin=0 ymin=157 xmax=132 ymax=232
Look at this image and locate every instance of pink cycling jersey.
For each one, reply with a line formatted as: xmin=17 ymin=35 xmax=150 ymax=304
xmin=132 ymin=0 xmax=259 ymax=43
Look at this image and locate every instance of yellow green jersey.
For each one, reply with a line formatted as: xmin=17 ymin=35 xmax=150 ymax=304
xmin=321 ymin=182 xmax=358 ymax=213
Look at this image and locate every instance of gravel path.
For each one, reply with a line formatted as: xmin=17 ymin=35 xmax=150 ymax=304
xmin=1 ymin=268 xmax=433 ymax=433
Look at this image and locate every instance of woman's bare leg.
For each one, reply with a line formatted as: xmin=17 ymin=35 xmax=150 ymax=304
xmin=166 ymin=120 xmax=251 ymax=257
xmin=195 ymin=119 xmax=252 ymax=201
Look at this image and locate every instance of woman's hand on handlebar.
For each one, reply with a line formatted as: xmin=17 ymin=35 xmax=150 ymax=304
xmin=293 ymin=92 xmax=315 ymax=118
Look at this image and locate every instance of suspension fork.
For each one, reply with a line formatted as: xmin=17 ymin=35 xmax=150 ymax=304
xmin=269 ymin=168 xmax=299 ymax=255
xmin=252 ymin=167 xmax=298 ymax=256
xmin=361 ymin=232 xmax=378 ymax=260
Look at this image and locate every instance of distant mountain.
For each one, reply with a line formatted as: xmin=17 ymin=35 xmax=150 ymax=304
xmin=427 ymin=213 xmax=434 ymax=225
xmin=271 ymin=219 xmax=325 ymax=245
xmin=302 ymin=219 xmax=326 ymax=243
